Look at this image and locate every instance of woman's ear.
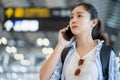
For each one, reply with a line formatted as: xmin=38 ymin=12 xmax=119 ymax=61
xmin=91 ymin=18 xmax=98 ymax=27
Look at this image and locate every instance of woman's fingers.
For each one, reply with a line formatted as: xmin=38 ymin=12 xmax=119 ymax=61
xmin=60 ymin=27 xmax=68 ymax=33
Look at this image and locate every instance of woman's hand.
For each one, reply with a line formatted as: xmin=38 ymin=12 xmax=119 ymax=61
xmin=58 ymin=27 xmax=74 ymax=48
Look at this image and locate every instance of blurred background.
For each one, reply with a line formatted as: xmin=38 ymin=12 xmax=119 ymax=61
xmin=0 ymin=0 xmax=120 ymax=80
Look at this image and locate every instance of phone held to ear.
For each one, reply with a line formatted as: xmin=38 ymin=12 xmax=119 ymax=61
xmin=63 ymin=26 xmax=74 ymax=41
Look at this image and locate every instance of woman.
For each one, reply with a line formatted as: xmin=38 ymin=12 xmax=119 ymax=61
xmin=40 ymin=2 xmax=120 ymax=80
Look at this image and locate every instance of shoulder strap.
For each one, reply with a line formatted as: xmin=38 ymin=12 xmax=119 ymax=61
xmin=100 ymin=44 xmax=112 ymax=80
xmin=59 ymin=47 xmax=71 ymax=80
xmin=61 ymin=47 xmax=71 ymax=64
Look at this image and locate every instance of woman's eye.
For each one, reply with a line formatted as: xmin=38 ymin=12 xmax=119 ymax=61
xmin=70 ymin=16 xmax=73 ymax=19
xmin=78 ymin=15 xmax=82 ymax=17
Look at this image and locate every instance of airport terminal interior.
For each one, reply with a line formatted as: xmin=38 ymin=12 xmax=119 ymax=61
xmin=0 ymin=0 xmax=120 ymax=80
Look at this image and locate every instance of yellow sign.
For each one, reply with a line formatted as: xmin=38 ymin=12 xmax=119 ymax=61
xmin=5 ymin=8 xmax=14 ymax=18
xmin=15 ymin=8 xmax=24 ymax=18
xmin=4 ymin=8 xmax=72 ymax=19
xmin=24 ymin=8 xmax=50 ymax=18
xmin=5 ymin=8 xmax=50 ymax=18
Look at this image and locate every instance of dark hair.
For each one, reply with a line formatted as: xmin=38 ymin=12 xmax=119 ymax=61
xmin=74 ymin=3 xmax=109 ymax=43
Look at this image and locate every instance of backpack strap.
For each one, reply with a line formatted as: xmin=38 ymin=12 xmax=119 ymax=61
xmin=61 ymin=46 xmax=72 ymax=64
xmin=59 ymin=47 xmax=71 ymax=80
xmin=100 ymin=44 xmax=112 ymax=80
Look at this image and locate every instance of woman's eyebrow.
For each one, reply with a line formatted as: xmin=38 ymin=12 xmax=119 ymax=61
xmin=70 ymin=12 xmax=84 ymax=15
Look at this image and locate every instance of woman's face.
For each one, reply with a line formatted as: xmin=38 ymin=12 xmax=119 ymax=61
xmin=69 ymin=5 xmax=93 ymax=36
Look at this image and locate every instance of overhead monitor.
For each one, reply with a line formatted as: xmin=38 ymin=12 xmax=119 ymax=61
xmin=3 ymin=8 xmax=71 ymax=32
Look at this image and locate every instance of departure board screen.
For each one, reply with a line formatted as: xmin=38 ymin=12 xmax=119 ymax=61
xmin=3 ymin=8 xmax=71 ymax=32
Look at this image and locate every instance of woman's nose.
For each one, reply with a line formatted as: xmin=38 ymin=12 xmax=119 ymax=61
xmin=71 ymin=18 xmax=77 ymax=24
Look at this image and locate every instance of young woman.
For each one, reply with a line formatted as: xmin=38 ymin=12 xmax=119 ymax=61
xmin=40 ymin=2 xmax=120 ymax=80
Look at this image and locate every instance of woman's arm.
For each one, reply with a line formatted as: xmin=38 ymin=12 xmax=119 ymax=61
xmin=40 ymin=28 xmax=74 ymax=80
xmin=40 ymin=43 xmax=65 ymax=80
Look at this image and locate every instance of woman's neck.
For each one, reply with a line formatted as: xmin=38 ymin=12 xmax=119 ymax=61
xmin=76 ymin=35 xmax=97 ymax=58
xmin=76 ymin=35 xmax=96 ymax=48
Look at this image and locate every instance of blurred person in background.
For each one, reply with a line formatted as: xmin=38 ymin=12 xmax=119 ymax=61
xmin=40 ymin=2 xmax=120 ymax=80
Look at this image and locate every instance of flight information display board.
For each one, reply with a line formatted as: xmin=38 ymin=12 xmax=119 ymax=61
xmin=3 ymin=8 xmax=71 ymax=32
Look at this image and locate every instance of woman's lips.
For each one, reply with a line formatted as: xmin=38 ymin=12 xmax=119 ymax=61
xmin=72 ymin=26 xmax=78 ymax=29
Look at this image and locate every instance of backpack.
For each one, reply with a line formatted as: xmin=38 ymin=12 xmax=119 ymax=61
xmin=61 ymin=44 xmax=112 ymax=80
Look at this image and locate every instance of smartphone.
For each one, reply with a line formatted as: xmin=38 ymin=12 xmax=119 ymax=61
xmin=63 ymin=26 xmax=74 ymax=41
